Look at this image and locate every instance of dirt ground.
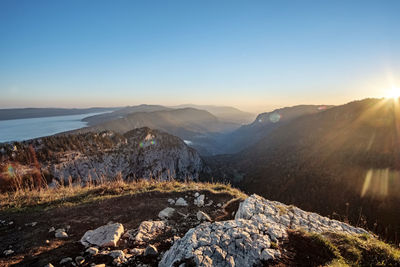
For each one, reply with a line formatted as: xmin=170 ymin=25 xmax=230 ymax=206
xmin=0 ymin=190 xmax=241 ymax=267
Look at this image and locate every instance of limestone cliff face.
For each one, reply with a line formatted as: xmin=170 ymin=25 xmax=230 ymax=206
xmin=2 ymin=127 xmax=204 ymax=182
xmin=50 ymin=128 xmax=203 ymax=182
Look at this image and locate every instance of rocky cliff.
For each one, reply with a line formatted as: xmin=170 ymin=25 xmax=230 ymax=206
xmin=0 ymin=127 xmax=204 ymax=184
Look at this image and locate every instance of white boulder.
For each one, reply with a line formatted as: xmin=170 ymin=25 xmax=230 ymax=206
xmin=194 ymin=194 xmax=205 ymax=207
xmin=158 ymin=207 xmax=175 ymax=220
xmin=80 ymin=223 xmax=124 ymax=247
xmin=175 ymin=197 xmax=188 ymax=206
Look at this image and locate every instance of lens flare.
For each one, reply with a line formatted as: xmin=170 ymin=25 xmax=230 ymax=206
xmin=139 ymin=139 xmax=156 ymax=148
xmin=7 ymin=164 xmax=15 ymax=177
xmin=361 ymin=168 xmax=400 ymax=198
xmin=269 ymin=112 xmax=281 ymax=123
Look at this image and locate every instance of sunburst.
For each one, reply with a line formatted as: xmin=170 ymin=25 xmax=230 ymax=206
xmin=385 ymin=87 xmax=400 ymax=99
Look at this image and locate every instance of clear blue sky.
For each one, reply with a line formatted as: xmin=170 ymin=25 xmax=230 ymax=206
xmin=0 ymin=0 xmax=399 ymax=112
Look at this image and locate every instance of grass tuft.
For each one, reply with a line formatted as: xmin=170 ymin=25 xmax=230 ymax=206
xmin=291 ymin=230 xmax=400 ymax=266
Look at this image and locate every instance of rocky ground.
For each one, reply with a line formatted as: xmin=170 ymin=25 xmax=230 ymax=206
xmin=1 ymin=185 xmax=399 ymax=267
xmin=0 ymin=189 xmax=240 ymax=267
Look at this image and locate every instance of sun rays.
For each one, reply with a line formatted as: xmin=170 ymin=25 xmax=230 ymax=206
xmin=384 ymin=87 xmax=400 ymax=99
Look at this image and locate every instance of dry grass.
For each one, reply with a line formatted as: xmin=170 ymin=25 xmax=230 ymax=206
xmin=286 ymin=229 xmax=400 ymax=266
xmin=0 ymin=179 xmax=247 ymax=213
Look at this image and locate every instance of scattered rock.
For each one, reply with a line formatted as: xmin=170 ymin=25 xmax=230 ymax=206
xmin=75 ymin=256 xmax=85 ymax=264
xmin=59 ymin=257 xmax=73 ymax=264
xmin=55 ymin=231 xmax=68 ymax=238
xmin=217 ymin=203 xmax=222 ymax=208
xmin=86 ymin=247 xmax=99 ymax=255
xmin=8 ymin=221 xmax=14 ymax=225
xmin=130 ymin=248 xmax=145 ymax=256
xmin=48 ymin=227 xmax=55 ymax=232
xmin=196 ymin=211 xmax=212 ymax=222
xmin=167 ymin=198 xmax=175 ymax=205
xmin=194 ymin=192 xmax=200 ymax=197
xmin=107 ymin=250 xmax=125 ymax=259
xmin=80 ymin=223 xmax=124 ymax=247
xmin=158 ymin=207 xmax=175 ymax=220
xmin=43 ymin=264 xmax=54 ymax=267
xmin=45 ymin=240 xmax=50 ymax=244
xmin=144 ymin=245 xmax=158 ymax=256
xmin=177 ymin=211 xmax=189 ymax=219
xmin=122 ymin=229 xmax=136 ymax=240
xmin=25 ymin=222 xmax=37 ymax=227
xmin=107 ymin=250 xmax=128 ymax=264
xmin=194 ymin=194 xmax=205 ymax=207
xmin=175 ymin=197 xmax=188 ymax=206
xmin=3 ymin=249 xmax=14 ymax=256
xmin=205 ymin=200 xmax=213 ymax=206
xmin=135 ymin=221 xmax=168 ymax=243
xmin=91 ymin=264 xmax=106 ymax=267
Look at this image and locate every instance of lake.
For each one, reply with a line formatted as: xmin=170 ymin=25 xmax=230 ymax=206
xmin=0 ymin=112 xmax=108 ymax=142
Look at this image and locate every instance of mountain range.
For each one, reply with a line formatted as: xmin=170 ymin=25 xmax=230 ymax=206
xmin=1 ymin=98 xmax=400 ymax=243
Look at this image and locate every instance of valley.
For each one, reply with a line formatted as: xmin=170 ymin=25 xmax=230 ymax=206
xmin=1 ymin=98 xmax=400 ymax=266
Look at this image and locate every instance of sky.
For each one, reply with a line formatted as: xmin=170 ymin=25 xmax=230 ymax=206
xmin=0 ymin=0 xmax=399 ymax=113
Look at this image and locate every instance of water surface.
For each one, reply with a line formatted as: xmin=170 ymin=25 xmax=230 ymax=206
xmin=0 ymin=112 xmax=108 ymax=142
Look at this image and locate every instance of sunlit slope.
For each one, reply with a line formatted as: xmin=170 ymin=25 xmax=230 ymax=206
xmin=221 ymin=98 xmax=400 ymax=241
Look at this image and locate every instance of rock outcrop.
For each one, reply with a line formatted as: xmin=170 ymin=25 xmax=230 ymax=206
xmin=160 ymin=194 xmax=370 ymax=267
xmin=235 ymin=194 xmax=368 ymax=236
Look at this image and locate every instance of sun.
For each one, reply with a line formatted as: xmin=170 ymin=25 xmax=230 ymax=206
xmin=385 ymin=87 xmax=400 ymax=99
